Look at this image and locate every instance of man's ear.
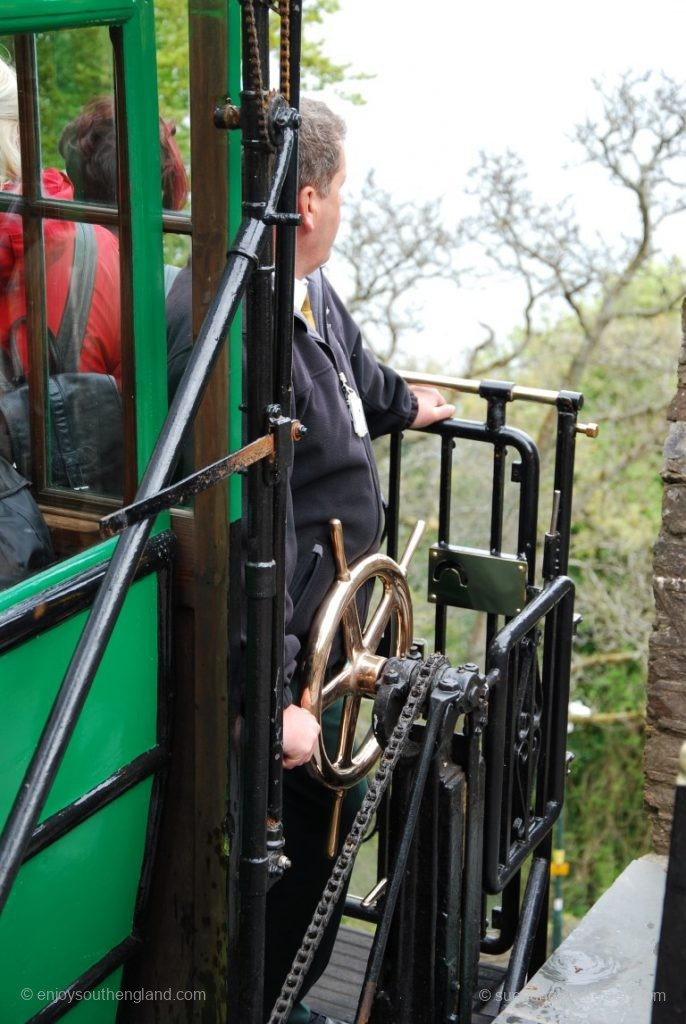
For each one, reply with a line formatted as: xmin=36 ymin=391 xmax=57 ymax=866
xmin=297 ymin=184 xmax=317 ymax=233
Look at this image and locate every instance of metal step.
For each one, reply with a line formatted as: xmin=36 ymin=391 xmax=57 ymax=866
xmin=308 ymin=924 xmax=507 ymax=1023
xmin=308 ymin=925 xmax=372 ymax=1022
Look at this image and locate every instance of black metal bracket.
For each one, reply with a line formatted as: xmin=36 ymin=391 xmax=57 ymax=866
xmin=264 ymin=404 xmax=305 ymax=485
xmin=214 ymin=97 xmax=242 ymax=130
xmin=555 ymin=388 xmax=584 ymax=413
xmin=479 ymin=379 xmax=514 ymax=431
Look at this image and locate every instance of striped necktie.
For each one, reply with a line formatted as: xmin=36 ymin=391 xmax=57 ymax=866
xmin=301 ymin=291 xmax=316 ymax=329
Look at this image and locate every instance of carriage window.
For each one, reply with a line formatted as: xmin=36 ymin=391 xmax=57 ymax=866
xmin=0 ymin=28 xmax=135 ymax=588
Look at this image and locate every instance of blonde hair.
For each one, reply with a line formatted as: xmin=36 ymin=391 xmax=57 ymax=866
xmin=0 ymin=58 xmax=20 ymax=185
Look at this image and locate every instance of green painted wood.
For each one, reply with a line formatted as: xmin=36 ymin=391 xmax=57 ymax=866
xmin=0 ymin=785 xmax=151 ymax=1022
xmin=0 ymin=573 xmax=158 ymax=825
xmin=0 ymin=0 xmax=135 ymax=34
xmin=64 ymin=969 xmax=125 ymax=1022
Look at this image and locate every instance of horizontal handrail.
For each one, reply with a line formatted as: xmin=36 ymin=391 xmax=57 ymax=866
xmin=401 ymin=370 xmax=568 ymax=406
xmin=0 ymin=122 xmax=297 ymax=915
xmin=401 ymin=371 xmax=598 ymax=436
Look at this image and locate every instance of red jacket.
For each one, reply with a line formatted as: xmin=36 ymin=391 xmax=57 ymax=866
xmin=0 ymin=168 xmax=122 ymax=387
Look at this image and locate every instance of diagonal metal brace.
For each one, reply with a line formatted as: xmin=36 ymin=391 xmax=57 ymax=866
xmin=99 ymin=416 xmax=305 ymax=538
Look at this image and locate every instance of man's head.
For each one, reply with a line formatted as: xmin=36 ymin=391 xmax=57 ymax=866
xmin=295 ymin=97 xmax=346 ymax=278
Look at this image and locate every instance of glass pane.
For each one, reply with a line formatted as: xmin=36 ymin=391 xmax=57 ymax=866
xmin=164 ymin=232 xmax=190 ymax=289
xmin=36 ymin=28 xmax=115 ymax=196
xmin=155 ymin=0 xmax=191 ymax=216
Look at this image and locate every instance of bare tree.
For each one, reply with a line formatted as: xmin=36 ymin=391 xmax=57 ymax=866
xmin=463 ymin=71 xmax=686 ymax=381
xmin=335 ymin=170 xmax=461 ymax=362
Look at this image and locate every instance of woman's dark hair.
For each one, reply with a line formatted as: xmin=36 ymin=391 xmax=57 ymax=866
xmin=59 ymin=95 xmax=189 ymax=210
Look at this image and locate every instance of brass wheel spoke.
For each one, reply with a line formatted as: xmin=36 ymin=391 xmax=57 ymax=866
xmin=341 ymin=599 xmax=364 ymax=659
xmin=322 ymin=664 xmax=352 ymax=707
xmin=335 ymin=695 xmax=361 ymax=768
xmin=363 ymin=581 xmax=397 ymax=651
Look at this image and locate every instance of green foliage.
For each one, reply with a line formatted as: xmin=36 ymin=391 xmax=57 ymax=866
xmin=153 ymin=0 xmax=191 ymax=168
xmin=563 ymin=721 xmax=651 ymax=915
xmin=35 ymin=29 xmax=114 ymax=167
xmin=0 ymin=28 xmax=114 ymax=170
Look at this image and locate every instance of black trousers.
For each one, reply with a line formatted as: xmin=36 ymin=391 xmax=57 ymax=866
xmin=263 ymin=706 xmax=367 ymax=1023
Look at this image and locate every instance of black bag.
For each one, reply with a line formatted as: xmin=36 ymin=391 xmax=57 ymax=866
xmin=0 ymin=372 xmax=123 ymax=495
xmin=0 ymin=454 xmax=55 ymax=587
xmin=0 ymin=222 xmax=123 ymax=496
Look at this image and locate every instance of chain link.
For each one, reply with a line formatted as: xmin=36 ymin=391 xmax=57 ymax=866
xmin=279 ymin=0 xmax=290 ymax=105
xmin=267 ymin=654 xmax=446 ymax=1024
xmin=242 ymin=0 xmax=292 ymax=148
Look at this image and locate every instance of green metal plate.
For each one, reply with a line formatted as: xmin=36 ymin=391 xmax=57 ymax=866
xmin=428 ymin=543 xmax=528 ymax=617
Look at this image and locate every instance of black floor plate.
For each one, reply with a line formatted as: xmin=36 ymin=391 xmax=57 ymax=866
xmin=307 ymin=924 xmax=508 ymax=1023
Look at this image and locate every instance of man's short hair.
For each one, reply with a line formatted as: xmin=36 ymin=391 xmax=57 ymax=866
xmin=298 ymin=97 xmax=346 ymax=197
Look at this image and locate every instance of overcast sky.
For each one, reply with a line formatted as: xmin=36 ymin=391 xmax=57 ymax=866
xmin=312 ymin=0 xmax=686 ymax=369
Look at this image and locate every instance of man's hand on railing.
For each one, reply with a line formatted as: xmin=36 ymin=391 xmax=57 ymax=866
xmin=409 ymin=385 xmax=455 ymax=429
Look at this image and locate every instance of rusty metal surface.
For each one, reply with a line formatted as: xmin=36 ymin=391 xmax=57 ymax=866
xmin=99 ymin=434 xmax=275 ymax=537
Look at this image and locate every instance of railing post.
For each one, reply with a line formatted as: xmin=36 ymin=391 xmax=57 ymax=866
xmin=653 ymin=742 xmax=686 ymax=1023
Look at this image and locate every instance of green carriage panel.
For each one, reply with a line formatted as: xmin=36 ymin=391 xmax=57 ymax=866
xmin=1 ymin=783 xmax=151 ymax=1021
xmin=0 ymin=573 xmax=159 ymax=826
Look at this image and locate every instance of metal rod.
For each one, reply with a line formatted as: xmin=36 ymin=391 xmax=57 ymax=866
xmin=15 ymin=36 xmax=48 ymax=493
xmin=501 ymin=855 xmax=550 ymax=1004
xmin=238 ymin=2 xmax=275 ymax=1018
xmin=267 ymin=0 xmax=303 ymax=886
xmin=100 ymin=433 xmax=275 ymax=536
xmin=458 ymin=722 xmax=485 ymax=1022
xmin=386 ymin=431 xmax=402 ymax=562
xmin=401 ymin=370 xmax=568 ymax=407
xmin=552 ymin=406 xmax=579 ymax=574
xmin=434 ymin=432 xmax=454 ymax=652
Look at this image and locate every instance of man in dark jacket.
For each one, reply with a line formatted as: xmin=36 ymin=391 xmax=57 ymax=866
xmin=264 ymin=98 xmax=454 ymax=1024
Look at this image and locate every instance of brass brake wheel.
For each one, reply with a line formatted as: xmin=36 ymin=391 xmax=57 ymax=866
xmin=299 ymin=518 xmax=424 ymax=852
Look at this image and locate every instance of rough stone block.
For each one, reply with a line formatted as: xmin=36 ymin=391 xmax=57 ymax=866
xmin=661 ymin=485 xmax=686 ymax=536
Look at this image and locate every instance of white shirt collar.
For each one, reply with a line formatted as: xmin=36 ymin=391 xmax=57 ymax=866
xmin=293 ymin=277 xmax=308 ymax=314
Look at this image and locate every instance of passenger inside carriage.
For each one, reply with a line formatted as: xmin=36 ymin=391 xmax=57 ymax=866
xmin=0 ymin=59 xmax=188 ymax=499
xmin=0 ymin=56 xmax=124 ymax=497
xmin=166 ymin=96 xmax=455 ymax=1024
xmin=58 ymin=93 xmax=189 ymax=297
xmin=0 ymin=58 xmax=122 ymax=389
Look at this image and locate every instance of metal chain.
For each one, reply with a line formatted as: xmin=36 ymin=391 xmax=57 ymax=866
xmin=267 ymin=654 xmax=446 ymax=1024
xmin=279 ymin=0 xmax=290 ymax=105
xmin=242 ymin=0 xmax=292 ymax=147
xmin=242 ymin=0 xmax=271 ymax=147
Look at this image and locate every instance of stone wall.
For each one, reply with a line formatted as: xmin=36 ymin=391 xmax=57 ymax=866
xmin=645 ymin=300 xmax=686 ymax=852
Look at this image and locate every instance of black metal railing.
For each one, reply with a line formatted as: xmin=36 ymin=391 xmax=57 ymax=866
xmin=653 ymin=742 xmax=686 ymax=1024
xmin=336 ymin=378 xmax=589 ymax=1019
